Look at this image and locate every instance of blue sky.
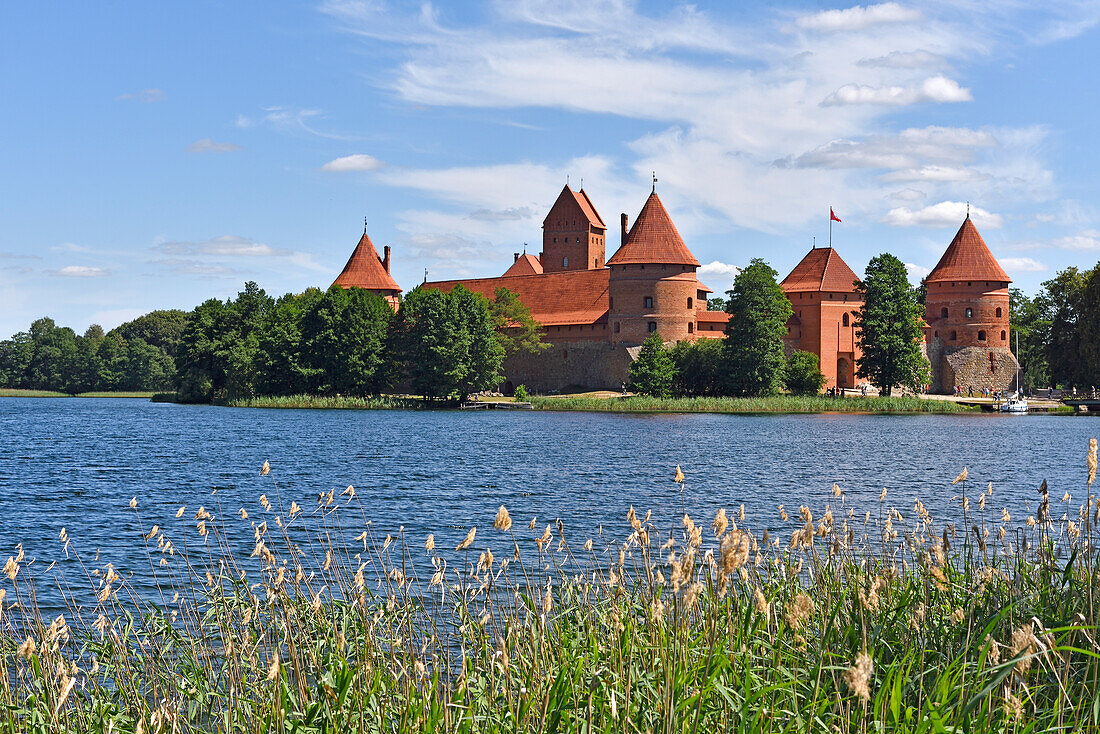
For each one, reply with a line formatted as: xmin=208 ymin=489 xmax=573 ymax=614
xmin=2 ymin=0 xmax=1099 ymax=338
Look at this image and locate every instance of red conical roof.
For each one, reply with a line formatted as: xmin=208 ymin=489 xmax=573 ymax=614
xmin=926 ymin=217 xmax=1009 ymax=284
xmin=503 ymin=252 xmax=544 ymax=277
xmin=607 ymin=191 xmax=699 ymax=266
xmin=333 ymin=230 xmax=401 ymax=293
xmin=781 ymin=247 xmax=861 ymax=293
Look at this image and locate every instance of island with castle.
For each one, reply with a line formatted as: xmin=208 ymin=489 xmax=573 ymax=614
xmin=331 ymin=184 xmax=1017 ymax=396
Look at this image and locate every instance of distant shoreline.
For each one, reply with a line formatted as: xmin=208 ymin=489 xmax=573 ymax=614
xmin=0 ymin=389 xmax=156 ymax=399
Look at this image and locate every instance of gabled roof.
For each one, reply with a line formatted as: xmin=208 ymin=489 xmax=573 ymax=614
xmin=423 ymin=269 xmax=609 ymax=327
xmin=542 ymin=185 xmax=606 ymax=230
xmin=926 ymin=217 xmax=1010 ymax=284
xmin=333 ymin=231 xmax=401 ymax=293
xmin=781 ymin=247 xmax=861 ymax=293
xmin=503 ymin=252 xmax=544 ymax=277
xmin=607 ymin=191 xmax=700 ymax=267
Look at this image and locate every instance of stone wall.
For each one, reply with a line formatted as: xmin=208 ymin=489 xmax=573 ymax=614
xmin=941 ymin=346 xmax=1018 ymax=394
xmin=500 ymin=341 xmax=639 ymax=394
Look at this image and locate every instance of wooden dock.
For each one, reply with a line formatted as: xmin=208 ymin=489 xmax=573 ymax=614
xmin=459 ymin=401 xmax=534 ymax=410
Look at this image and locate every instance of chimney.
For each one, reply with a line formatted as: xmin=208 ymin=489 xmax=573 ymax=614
xmin=382 ymin=246 xmax=391 ymax=273
xmin=514 ymin=253 xmax=520 ymax=262
xmin=620 ymin=213 xmax=629 ymax=245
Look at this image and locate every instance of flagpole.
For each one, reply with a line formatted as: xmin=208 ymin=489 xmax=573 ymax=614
xmin=829 ymin=206 xmax=832 ymax=248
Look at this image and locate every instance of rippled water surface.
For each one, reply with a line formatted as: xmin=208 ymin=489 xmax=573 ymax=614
xmin=0 ymin=398 xmax=1093 ymax=600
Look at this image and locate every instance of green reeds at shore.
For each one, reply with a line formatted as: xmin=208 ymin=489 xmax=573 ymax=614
xmin=3 ymin=454 xmax=1100 ymax=732
xmin=0 ymin=389 xmax=155 ymax=398
xmin=531 ymin=393 xmax=975 ymax=414
xmin=225 ymin=393 xmax=431 ymax=409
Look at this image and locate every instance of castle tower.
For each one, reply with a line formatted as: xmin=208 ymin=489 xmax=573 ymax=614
xmin=540 ymin=185 xmax=607 ymax=273
xmin=332 ymin=223 xmax=402 ymax=310
xmin=780 ymin=247 xmax=863 ymax=390
xmin=607 ymin=190 xmax=706 ymax=345
xmin=923 ymin=216 xmax=1016 ymax=393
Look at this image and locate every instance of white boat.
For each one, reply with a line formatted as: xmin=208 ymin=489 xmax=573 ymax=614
xmin=1000 ymin=331 xmax=1028 ymax=413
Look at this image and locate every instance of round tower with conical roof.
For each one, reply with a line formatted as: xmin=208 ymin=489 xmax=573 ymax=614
xmin=607 ymin=191 xmax=706 ymax=346
xmin=332 ymin=223 xmax=402 ymax=310
xmin=924 ymin=216 xmax=1017 ymax=394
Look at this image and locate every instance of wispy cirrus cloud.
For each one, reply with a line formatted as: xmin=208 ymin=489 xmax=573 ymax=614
xmin=795 ymin=2 xmax=922 ymax=32
xmin=321 ymin=153 xmax=385 ymax=172
xmin=52 ymin=265 xmax=110 ymax=277
xmin=999 ymin=256 xmax=1047 ymax=272
xmin=187 ymin=138 xmax=242 ymax=154
xmin=882 ymin=201 xmax=1002 ymax=228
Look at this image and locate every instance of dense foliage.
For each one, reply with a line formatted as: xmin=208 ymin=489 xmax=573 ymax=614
xmin=722 ymin=259 xmax=793 ymax=396
xmin=854 ymin=254 xmax=929 ymax=396
xmin=628 ymin=332 xmax=677 ymax=397
xmin=784 ymin=350 xmax=826 ymax=395
xmin=0 ymin=314 xmax=178 ymax=394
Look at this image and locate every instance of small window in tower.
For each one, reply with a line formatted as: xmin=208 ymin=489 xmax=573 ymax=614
xmin=968 ymin=282 xmax=972 ymax=286
xmin=644 ymin=296 xmax=653 ymax=308
xmin=576 ymin=238 xmax=580 ymax=243
xmin=648 ymin=322 xmax=657 ymax=333
xmin=941 ymin=307 xmax=948 ymax=318
xmin=934 ymin=331 xmax=938 ymax=338
xmin=553 ymin=237 xmax=557 ymax=243
xmin=978 ymin=330 xmax=986 ymax=341
xmin=661 ymin=264 xmax=667 ymax=270
xmin=640 ymin=265 xmax=645 ymax=270
xmin=996 ymin=307 xmax=1002 ymax=318
xmin=614 ymin=322 xmax=620 ymax=333
xmin=563 ymin=256 xmax=569 ymax=268
xmin=966 ymin=308 xmax=973 ymax=319
xmin=950 ymin=331 xmax=957 ymax=341
xmin=609 ymin=297 xmax=613 ymax=309
xmin=594 ymin=258 xmax=598 ymax=268
xmin=843 ymin=313 xmax=849 ymax=327
xmin=688 ymin=297 xmax=694 ymax=309
xmin=688 ymin=323 xmax=694 ymax=334
xmin=1001 ymin=330 xmax=1006 ymax=341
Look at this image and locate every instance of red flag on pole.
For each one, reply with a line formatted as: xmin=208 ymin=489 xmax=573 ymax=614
xmin=830 ymin=207 xmax=842 ymax=223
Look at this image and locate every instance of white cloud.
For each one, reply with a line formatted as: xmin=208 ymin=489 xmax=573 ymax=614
xmin=698 ymin=260 xmax=741 ymax=295
xmin=53 ymin=265 xmax=109 ymax=277
xmin=238 ymin=106 xmax=358 ymax=140
xmin=998 ymin=256 xmax=1047 ymax=272
xmin=904 ymin=262 xmax=931 ymax=282
xmin=882 ymin=201 xmax=1002 ymax=228
xmin=822 ymin=76 xmax=972 ymax=106
xmin=1052 ymin=230 xmax=1100 ymax=250
xmin=187 ymin=138 xmax=242 ymax=154
xmin=321 ymin=153 xmax=386 ymax=172
xmin=115 ymin=88 xmax=166 ymax=103
xmin=880 ymin=166 xmax=987 ymax=183
xmin=890 ymin=188 xmax=925 ymax=201
xmin=858 ymin=50 xmax=947 ymax=68
xmin=796 ymin=3 xmax=922 ymax=32
xmin=157 ymin=235 xmax=285 ymax=257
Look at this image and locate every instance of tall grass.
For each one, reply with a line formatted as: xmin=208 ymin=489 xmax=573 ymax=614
xmin=531 ymin=394 xmax=974 ymax=414
xmin=2 ymin=450 xmax=1100 ymax=732
xmin=225 ymin=394 xmax=431 ymax=410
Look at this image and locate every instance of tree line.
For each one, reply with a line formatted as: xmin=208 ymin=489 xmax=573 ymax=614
xmin=629 ymin=254 xmax=928 ymax=398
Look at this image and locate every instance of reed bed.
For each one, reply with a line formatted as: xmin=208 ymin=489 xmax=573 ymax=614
xmin=2 ymin=451 xmax=1100 ymax=732
xmin=531 ymin=394 xmax=974 ymax=414
xmin=0 ymin=389 xmax=69 ymax=398
xmin=225 ymin=394 xmax=430 ymax=410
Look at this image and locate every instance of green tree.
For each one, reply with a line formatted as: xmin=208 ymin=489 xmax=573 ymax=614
xmin=670 ymin=338 xmax=724 ymax=396
xmin=489 ymin=287 xmax=547 ymax=358
xmin=24 ymin=318 xmax=80 ymax=392
xmin=301 ymin=286 xmax=395 ymax=396
xmin=784 ymin=351 xmax=826 ymax=395
xmin=1009 ymin=288 xmax=1050 ymax=390
xmin=722 ymin=259 xmax=793 ymax=396
xmin=629 ymin=332 xmax=676 ymax=397
xmin=854 ymin=254 xmax=929 ymax=396
xmin=109 ymin=310 xmax=189 ymax=357
xmin=255 ymin=289 xmax=324 ymax=396
xmin=1074 ymin=265 xmax=1100 ymax=389
xmin=175 ymin=299 xmax=230 ymax=403
xmin=1040 ymin=267 xmax=1087 ymax=389
xmin=705 ymin=296 xmax=727 ymax=312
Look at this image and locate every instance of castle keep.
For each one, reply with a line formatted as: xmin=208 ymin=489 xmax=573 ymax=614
xmin=333 ymin=185 xmax=1018 ymax=395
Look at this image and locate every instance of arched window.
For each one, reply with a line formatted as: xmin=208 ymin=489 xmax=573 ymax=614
xmin=941 ymin=307 xmax=948 ymax=318
xmin=687 ymin=297 xmax=693 ymax=309
xmin=648 ymin=322 xmax=657 ymax=333
xmin=614 ymin=322 xmax=620 ymax=333
xmin=562 ymin=256 xmax=569 ymax=268
xmin=996 ymin=307 xmax=1002 ymax=318
xmin=978 ymin=330 xmax=986 ymax=341
xmin=950 ymin=331 xmax=957 ymax=341
xmin=644 ymin=296 xmax=653 ymax=308
xmin=1000 ymin=330 xmax=1006 ymax=341
xmin=934 ymin=331 xmax=938 ymax=338
xmin=842 ymin=312 xmax=850 ymax=327
xmin=688 ymin=323 xmax=694 ymax=334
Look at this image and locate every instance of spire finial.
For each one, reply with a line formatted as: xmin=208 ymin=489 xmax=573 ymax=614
xmin=566 ymin=173 xmax=570 ymax=187
xmin=423 ymin=268 xmax=428 ymax=284
xmin=652 ymin=171 xmax=658 ymax=193
xmin=363 ymin=217 xmax=368 ymax=234
xmin=523 ymin=242 xmax=527 ymax=253
xmin=579 ymin=177 xmax=583 ymax=190
xmin=966 ymin=201 xmax=970 ymax=219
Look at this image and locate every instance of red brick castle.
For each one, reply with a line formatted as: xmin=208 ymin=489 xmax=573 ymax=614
xmin=333 ymin=186 xmax=1017 ymax=395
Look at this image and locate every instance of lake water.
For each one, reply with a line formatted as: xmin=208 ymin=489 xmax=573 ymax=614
xmin=0 ymin=398 xmax=1093 ymax=604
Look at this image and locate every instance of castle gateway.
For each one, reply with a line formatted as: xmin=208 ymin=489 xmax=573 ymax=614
xmin=333 ymin=187 xmax=1017 ymax=395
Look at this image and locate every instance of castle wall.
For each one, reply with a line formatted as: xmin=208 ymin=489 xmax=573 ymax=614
xmin=500 ymin=341 xmax=637 ymax=393
xmin=784 ymin=291 xmax=863 ymax=389
xmin=941 ymin=346 xmax=1019 ymax=394
xmin=924 ymin=281 xmax=1010 ymax=350
xmin=609 ymin=264 xmax=701 ymax=345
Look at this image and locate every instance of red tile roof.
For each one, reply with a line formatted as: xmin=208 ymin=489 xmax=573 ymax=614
xmin=926 ymin=217 xmax=1010 ymax=284
xmin=502 ymin=252 xmax=544 ymax=277
xmin=423 ymin=268 xmax=610 ymax=326
xmin=781 ymin=247 xmax=861 ymax=293
xmin=607 ymin=192 xmax=700 ymax=267
xmin=542 ymin=185 xmax=606 ymax=230
xmin=696 ymin=309 xmax=730 ymax=324
xmin=333 ymin=231 xmax=401 ymax=293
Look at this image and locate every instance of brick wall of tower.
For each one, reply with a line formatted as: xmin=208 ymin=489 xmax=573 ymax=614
xmin=608 ymin=264 xmax=700 ymax=345
xmin=924 ymin=280 xmax=1011 ymax=349
xmin=784 ymin=290 xmax=863 ymax=389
